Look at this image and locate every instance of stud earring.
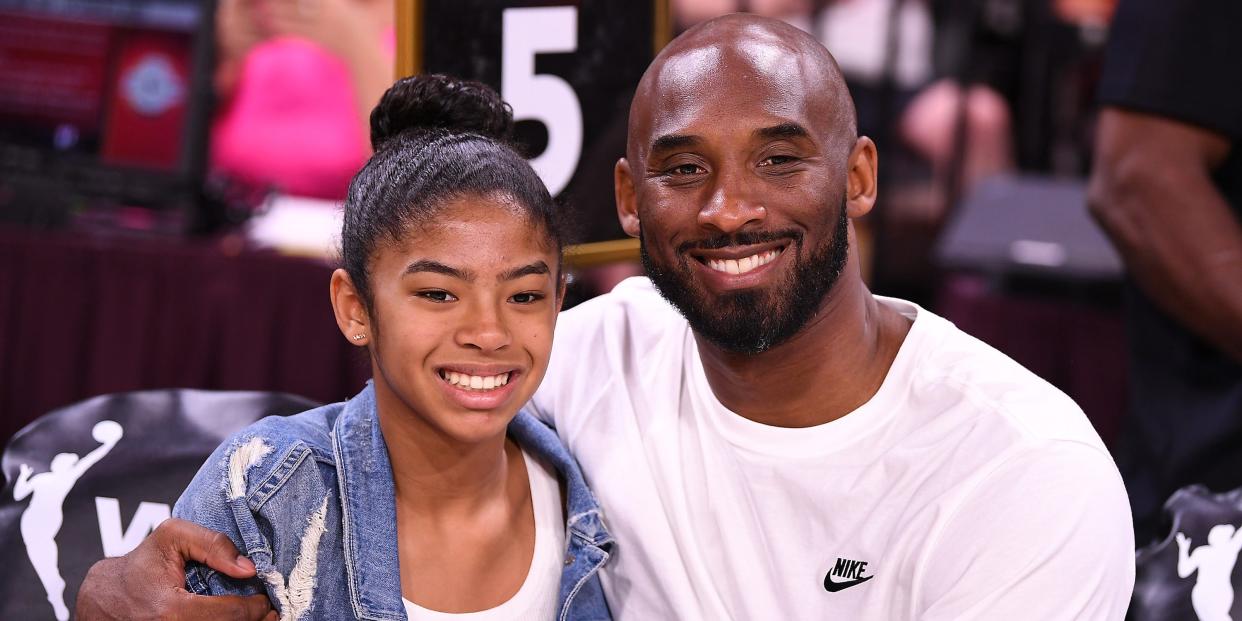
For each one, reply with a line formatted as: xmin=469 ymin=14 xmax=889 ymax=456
xmin=352 ymin=334 xmax=366 ymax=341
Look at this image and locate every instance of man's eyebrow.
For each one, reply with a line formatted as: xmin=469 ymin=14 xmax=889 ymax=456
xmin=651 ymin=133 xmax=701 ymax=154
xmin=403 ymin=259 xmax=473 ymax=281
xmin=755 ymin=122 xmax=811 ymax=141
xmin=499 ymin=261 xmax=550 ymax=282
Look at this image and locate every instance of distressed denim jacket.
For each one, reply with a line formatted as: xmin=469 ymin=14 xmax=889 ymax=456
xmin=173 ymin=384 xmax=614 ymax=621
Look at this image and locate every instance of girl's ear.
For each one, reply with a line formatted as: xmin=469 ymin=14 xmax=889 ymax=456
xmin=330 ymin=269 xmax=371 ymax=346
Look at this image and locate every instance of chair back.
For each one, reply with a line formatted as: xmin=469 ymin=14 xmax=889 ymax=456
xmin=0 ymin=389 xmax=318 ymax=621
xmin=1131 ymin=485 xmax=1242 ymax=620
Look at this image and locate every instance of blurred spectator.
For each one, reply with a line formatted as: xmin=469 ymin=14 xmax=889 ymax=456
xmin=673 ymin=0 xmax=816 ymax=31
xmin=820 ymin=0 xmax=1018 ymax=223
xmin=211 ymin=0 xmax=394 ymax=200
xmin=1089 ymin=0 xmax=1242 ymax=545
xmin=673 ymin=0 xmax=1016 ymax=221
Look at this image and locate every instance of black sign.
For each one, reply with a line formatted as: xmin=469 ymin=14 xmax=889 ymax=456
xmin=404 ymin=0 xmax=669 ymax=244
xmin=0 ymin=390 xmax=317 ymax=620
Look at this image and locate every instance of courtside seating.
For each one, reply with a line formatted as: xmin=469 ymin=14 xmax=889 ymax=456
xmin=0 ymin=389 xmax=318 ymax=621
xmin=1131 ymin=485 xmax=1242 ymax=619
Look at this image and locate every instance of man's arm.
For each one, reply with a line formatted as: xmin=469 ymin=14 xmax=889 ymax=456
xmin=1088 ymin=108 xmax=1242 ymax=362
xmin=76 ymin=518 xmax=275 ymax=621
xmin=915 ymin=443 xmax=1134 ymax=620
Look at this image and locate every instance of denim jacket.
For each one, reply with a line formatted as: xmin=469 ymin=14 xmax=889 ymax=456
xmin=173 ymin=384 xmax=614 ymax=621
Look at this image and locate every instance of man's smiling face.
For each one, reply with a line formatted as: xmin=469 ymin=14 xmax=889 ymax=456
xmin=619 ymin=21 xmax=858 ymax=354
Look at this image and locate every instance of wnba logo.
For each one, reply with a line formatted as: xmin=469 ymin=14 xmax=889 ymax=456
xmin=12 ymin=421 xmax=171 ymax=621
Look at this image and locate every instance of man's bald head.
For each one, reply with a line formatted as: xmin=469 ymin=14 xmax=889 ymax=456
xmin=628 ymin=13 xmax=857 ymax=165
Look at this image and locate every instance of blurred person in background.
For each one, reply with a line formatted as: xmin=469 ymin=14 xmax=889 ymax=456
xmin=212 ymin=0 xmax=394 ymax=200
xmin=1089 ymin=0 xmax=1242 ymax=546
xmin=820 ymin=0 xmax=1014 ymax=221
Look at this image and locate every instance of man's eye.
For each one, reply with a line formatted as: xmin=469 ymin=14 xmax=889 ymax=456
xmin=668 ymin=163 xmax=704 ymax=175
xmin=511 ymin=292 xmax=544 ymax=304
xmin=417 ymin=290 xmax=456 ymax=303
xmin=759 ymin=155 xmax=797 ymax=167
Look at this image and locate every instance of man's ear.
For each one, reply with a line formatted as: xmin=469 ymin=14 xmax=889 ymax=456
xmin=330 ymin=269 xmax=371 ymax=347
xmin=845 ymin=136 xmax=879 ymax=219
xmin=615 ymin=157 xmax=641 ymax=238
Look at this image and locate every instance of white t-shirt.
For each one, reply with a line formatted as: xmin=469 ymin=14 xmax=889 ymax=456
xmin=402 ymin=449 xmax=563 ymax=621
xmin=531 ymin=277 xmax=1135 ymax=621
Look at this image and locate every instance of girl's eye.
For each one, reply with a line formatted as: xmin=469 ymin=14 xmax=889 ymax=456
xmin=510 ymin=292 xmax=544 ymax=304
xmin=417 ymin=290 xmax=456 ymax=303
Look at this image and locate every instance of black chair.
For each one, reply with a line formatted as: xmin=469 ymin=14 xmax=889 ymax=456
xmin=1131 ymin=485 xmax=1242 ymax=620
xmin=0 ymin=389 xmax=318 ymax=621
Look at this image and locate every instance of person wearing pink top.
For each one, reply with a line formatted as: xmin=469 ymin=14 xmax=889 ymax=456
xmin=211 ymin=0 xmax=394 ymax=200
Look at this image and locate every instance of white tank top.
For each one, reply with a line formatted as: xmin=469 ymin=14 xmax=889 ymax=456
xmin=402 ymin=448 xmax=564 ymax=620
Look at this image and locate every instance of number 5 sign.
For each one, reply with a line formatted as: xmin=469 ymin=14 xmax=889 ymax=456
xmin=396 ymin=0 xmax=671 ymax=253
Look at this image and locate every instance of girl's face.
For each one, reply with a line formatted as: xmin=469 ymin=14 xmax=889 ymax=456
xmin=334 ymin=192 xmax=562 ymax=445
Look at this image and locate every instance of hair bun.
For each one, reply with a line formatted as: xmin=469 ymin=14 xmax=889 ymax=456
xmin=369 ymin=74 xmax=513 ymax=151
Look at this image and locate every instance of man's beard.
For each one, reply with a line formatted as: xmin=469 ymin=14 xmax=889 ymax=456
xmin=640 ymin=202 xmax=850 ymax=355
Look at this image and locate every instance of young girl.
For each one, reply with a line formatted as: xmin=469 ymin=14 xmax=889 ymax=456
xmin=174 ymin=75 xmax=612 ymax=620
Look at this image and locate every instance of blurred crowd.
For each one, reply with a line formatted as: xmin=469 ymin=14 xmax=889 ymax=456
xmin=205 ymin=0 xmax=1119 ymax=302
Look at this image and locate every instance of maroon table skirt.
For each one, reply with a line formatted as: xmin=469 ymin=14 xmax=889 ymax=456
xmin=0 ymin=228 xmax=370 ymax=446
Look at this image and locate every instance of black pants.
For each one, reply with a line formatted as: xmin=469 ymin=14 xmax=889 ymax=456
xmin=1116 ymin=283 xmax=1242 ymax=547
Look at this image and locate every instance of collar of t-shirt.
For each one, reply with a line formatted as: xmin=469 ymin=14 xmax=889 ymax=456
xmin=687 ymin=296 xmax=935 ymax=459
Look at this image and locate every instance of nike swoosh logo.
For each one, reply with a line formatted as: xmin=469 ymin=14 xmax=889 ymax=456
xmin=823 ymin=573 xmax=874 ymax=592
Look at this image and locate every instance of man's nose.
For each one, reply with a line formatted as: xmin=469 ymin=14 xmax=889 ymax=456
xmin=698 ymin=168 xmax=766 ymax=234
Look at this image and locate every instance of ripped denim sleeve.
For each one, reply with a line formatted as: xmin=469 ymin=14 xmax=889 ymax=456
xmin=173 ymin=433 xmax=333 ymax=621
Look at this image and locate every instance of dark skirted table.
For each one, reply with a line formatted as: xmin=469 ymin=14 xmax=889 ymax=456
xmin=0 ymin=227 xmax=1128 ymax=449
xmin=0 ymin=227 xmax=370 ymax=446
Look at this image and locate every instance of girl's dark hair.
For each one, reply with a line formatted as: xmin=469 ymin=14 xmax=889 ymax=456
xmin=342 ymin=74 xmax=565 ymax=309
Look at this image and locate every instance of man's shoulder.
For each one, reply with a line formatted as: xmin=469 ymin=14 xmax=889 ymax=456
xmin=536 ymin=277 xmax=690 ymax=426
xmin=560 ymin=276 xmax=681 ymax=325
xmin=900 ymin=303 xmax=1104 ymax=450
xmin=555 ymin=277 xmax=688 ymax=353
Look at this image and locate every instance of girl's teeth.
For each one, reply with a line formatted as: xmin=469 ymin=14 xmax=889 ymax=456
xmin=443 ymin=371 xmax=511 ymax=391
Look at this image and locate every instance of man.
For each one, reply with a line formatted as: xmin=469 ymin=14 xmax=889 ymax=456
xmin=78 ymin=14 xmax=1134 ymax=620
xmin=1088 ymin=0 xmax=1242 ymax=547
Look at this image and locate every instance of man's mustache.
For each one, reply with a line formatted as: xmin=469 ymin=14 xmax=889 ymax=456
xmin=676 ymin=230 xmax=803 ymax=255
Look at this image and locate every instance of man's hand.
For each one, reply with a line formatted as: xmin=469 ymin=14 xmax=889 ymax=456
xmin=76 ymin=518 xmax=276 ymax=621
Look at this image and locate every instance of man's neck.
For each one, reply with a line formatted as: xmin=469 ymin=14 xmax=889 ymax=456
xmin=695 ymin=278 xmax=911 ymax=428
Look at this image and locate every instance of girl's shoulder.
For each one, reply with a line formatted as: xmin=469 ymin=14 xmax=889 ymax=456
xmin=235 ymin=402 xmax=345 ymax=458
xmin=177 ymin=402 xmax=347 ymax=511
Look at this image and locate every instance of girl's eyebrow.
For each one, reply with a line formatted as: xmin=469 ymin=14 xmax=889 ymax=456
xmin=499 ymin=261 xmax=550 ymax=282
xmin=402 ymin=259 xmax=549 ymax=282
xmin=403 ymin=259 xmax=473 ymax=281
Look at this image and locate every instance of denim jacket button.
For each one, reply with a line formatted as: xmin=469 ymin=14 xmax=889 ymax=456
xmin=564 ymin=555 xmax=575 ymax=566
